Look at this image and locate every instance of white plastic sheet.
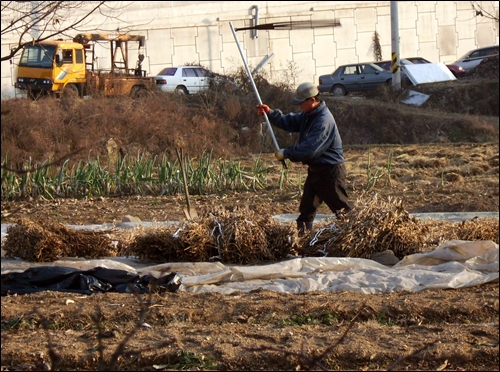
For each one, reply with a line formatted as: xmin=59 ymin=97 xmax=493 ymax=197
xmin=2 ymin=235 xmax=498 ymax=294
xmin=138 ymin=240 xmax=498 ymax=294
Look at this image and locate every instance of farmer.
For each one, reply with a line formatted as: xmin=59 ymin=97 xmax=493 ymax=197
xmin=256 ymin=82 xmax=352 ymax=236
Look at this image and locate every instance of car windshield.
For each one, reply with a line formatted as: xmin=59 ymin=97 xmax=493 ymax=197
xmin=456 ymin=50 xmax=474 ymax=61
xmin=371 ymin=64 xmax=385 ymax=72
xmin=157 ymin=67 xmax=177 ymax=76
xmin=408 ymin=58 xmax=430 ymax=64
xmin=19 ymin=44 xmax=57 ymax=68
xmin=373 ymin=61 xmax=390 ymax=70
xmin=400 ymin=59 xmax=414 ymax=65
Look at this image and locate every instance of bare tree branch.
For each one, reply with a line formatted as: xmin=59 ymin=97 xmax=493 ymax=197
xmin=34 ymin=308 xmax=62 ymax=370
xmin=470 ymin=1 xmax=499 ymax=22
xmin=1 ymin=147 xmax=87 ymax=175
xmin=36 ymin=279 xmax=174 ymax=371
xmin=1 ymin=1 xmax=122 ymax=62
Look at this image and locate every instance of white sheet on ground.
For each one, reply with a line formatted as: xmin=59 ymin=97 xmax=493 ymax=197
xmin=2 ymin=239 xmax=497 ymax=295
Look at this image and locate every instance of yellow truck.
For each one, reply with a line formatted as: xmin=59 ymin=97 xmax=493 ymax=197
xmin=15 ymin=33 xmax=156 ymax=100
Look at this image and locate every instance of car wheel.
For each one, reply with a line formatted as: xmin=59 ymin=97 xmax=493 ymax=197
xmin=331 ymin=84 xmax=346 ymax=96
xmin=175 ymin=86 xmax=188 ymax=95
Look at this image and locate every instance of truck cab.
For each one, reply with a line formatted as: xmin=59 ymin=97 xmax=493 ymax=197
xmin=15 ymin=40 xmax=86 ymax=99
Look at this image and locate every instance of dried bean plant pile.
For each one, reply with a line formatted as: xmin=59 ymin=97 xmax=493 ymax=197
xmin=3 ymin=218 xmax=118 ymax=262
xmin=297 ymin=194 xmax=499 ymax=260
xmin=3 ymin=197 xmax=498 ymax=263
xmin=121 ymin=206 xmax=298 ymax=264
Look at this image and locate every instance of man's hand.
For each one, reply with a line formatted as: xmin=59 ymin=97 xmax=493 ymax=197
xmin=256 ymin=104 xmax=270 ymax=116
xmin=274 ymin=149 xmax=285 ymax=161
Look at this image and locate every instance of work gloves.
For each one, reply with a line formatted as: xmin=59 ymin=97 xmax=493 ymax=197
xmin=256 ymin=104 xmax=270 ymax=116
xmin=275 ymin=149 xmax=285 ymax=161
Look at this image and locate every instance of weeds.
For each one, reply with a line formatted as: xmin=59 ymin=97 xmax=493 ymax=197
xmin=385 ymin=150 xmax=394 ymax=186
xmin=280 ymin=311 xmax=338 ymax=326
xmin=365 ymin=150 xmax=395 ymax=190
xmin=1 ymin=315 xmax=36 ymax=330
xmin=171 ymin=350 xmax=219 ymax=370
xmin=377 ymin=311 xmax=395 ymax=326
xmin=365 ymin=151 xmax=385 ymax=190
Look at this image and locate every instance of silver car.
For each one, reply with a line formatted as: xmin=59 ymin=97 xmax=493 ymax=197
xmin=318 ymin=63 xmax=392 ymax=96
xmin=452 ymin=45 xmax=499 ymax=72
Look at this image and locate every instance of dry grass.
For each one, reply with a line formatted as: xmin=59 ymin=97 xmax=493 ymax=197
xmin=1 ymin=69 xmax=498 ymax=169
xmin=313 ymin=195 xmax=428 ymax=259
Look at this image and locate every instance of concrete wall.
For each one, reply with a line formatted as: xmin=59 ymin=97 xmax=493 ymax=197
xmin=2 ymin=1 xmax=499 ymax=99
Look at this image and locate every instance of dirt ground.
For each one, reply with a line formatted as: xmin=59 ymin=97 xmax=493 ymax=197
xmin=1 ymin=142 xmax=499 ymax=371
xmin=1 ymin=282 xmax=498 ymax=371
xmin=1 ymin=66 xmax=499 ymax=371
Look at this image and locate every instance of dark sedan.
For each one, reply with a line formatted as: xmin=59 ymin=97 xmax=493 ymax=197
xmin=318 ymin=63 xmax=392 ymax=96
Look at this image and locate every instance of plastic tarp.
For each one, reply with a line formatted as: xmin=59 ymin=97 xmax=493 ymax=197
xmin=1 ymin=266 xmax=181 ymax=296
xmin=136 ymin=239 xmax=498 ymax=294
xmin=2 ymin=240 xmax=497 ymax=296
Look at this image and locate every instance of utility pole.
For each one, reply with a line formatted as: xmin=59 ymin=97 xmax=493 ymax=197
xmin=390 ymin=1 xmax=401 ymax=91
xmin=31 ymin=1 xmax=41 ymax=39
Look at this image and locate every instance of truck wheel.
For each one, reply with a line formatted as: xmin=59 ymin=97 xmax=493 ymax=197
xmin=62 ymin=84 xmax=79 ymax=98
xmin=131 ymin=86 xmax=148 ymax=98
xmin=175 ymin=86 xmax=188 ymax=95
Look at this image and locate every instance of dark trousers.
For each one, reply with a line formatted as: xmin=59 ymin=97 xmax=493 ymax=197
xmin=297 ymin=162 xmax=352 ymax=224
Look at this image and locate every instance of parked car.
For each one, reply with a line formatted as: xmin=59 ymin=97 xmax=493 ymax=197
xmin=405 ymin=56 xmax=465 ymax=78
xmin=372 ymin=58 xmax=412 ymax=71
xmin=373 ymin=58 xmax=414 ymax=83
xmin=155 ymin=66 xmax=210 ymax=94
xmin=452 ymin=45 xmax=499 ymax=72
xmin=403 ymin=57 xmax=430 ymax=65
xmin=318 ymin=63 xmax=392 ymax=96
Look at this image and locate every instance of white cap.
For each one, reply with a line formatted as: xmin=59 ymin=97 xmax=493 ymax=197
xmin=290 ymin=82 xmax=319 ymax=105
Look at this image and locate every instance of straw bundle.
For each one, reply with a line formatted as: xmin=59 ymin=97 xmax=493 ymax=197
xmin=212 ymin=208 xmax=296 ymax=264
xmin=305 ymin=195 xmax=430 ymax=259
xmin=4 ymin=198 xmax=497 ymax=265
xmin=3 ymin=218 xmax=117 ymax=262
xmin=123 ymin=207 xmax=298 ymax=264
xmin=419 ymin=218 xmax=499 ymax=247
xmin=298 ymin=195 xmax=498 ymax=260
xmin=119 ymin=224 xmax=180 ymax=262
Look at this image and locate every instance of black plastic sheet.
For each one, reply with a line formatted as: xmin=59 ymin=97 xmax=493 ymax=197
xmin=1 ymin=266 xmax=181 ymax=295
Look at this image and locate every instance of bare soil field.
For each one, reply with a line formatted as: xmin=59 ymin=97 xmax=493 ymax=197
xmin=1 ymin=141 xmax=498 ymax=371
xmin=1 ymin=61 xmax=499 ymax=371
xmin=1 ymin=283 xmax=498 ymax=371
